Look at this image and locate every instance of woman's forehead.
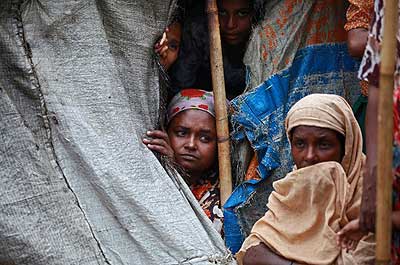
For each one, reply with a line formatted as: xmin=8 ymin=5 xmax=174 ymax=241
xmin=170 ymin=109 xmax=215 ymax=127
xmin=218 ymin=0 xmax=251 ymax=9
xmin=291 ymin=125 xmax=341 ymax=137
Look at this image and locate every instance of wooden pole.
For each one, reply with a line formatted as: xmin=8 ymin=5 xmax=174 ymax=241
xmin=376 ymin=0 xmax=398 ymax=264
xmin=206 ymin=0 xmax=233 ymax=206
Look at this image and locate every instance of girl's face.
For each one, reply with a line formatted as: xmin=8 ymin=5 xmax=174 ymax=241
xmin=218 ymin=0 xmax=253 ymax=46
xmin=290 ymin=125 xmax=344 ymax=169
xmin=167 ymin=110 xmax=217 ymax=182
xmin=161 ymin=21 xmax=182 ymax=70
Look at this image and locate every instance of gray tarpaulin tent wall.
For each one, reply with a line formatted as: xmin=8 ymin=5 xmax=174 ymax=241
xmin=0 ymin=1 xmax=234 ymax=264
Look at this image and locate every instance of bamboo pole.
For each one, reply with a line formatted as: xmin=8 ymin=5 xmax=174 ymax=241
xmin=206 ymin=0 xmax=232 ymax=206
xmin=376 ymin=0 xmax=398 ymax=264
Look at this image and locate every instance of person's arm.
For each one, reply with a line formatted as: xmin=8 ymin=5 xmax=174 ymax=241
xmin=336 ymin=219 xmax=367 ymax=250
xmin=359 ymin=84 xmax=379 ymax=232
xmin=345 ymin=0 xmax=373 ymax=58
xmin=347 ymin=28 xmax=369 ymax=58
xmin=392 ymin=210 xmax=400 ymax=230
xmin=142 ymin=130 xmax=174 ymax=158
xmin=242 ymin=243 xmax=297 ymax=265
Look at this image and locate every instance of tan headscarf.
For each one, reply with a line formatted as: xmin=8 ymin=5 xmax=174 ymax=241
xmin=236 ymin=94 xmax=373 ymax=265
xmin=284 ymin=94 xmax=364 ymax=195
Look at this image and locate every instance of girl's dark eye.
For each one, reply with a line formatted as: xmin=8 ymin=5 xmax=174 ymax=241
xmin=218 ymin=10 xmax=227 ymax=16
xmin=238 ymin=11 xmax=249 ymax=17
xmin=319 ymin=142 xmax=332 ymax=149
xmin=176 ymin=130 xmax=186 ymax=137
xmin=294 ymin=140 xmax=305 ymax=148
xmin=200 ymin=135 xmax=211 ymax=143
xmin=168 ymin=42 xmax=179 ymax=51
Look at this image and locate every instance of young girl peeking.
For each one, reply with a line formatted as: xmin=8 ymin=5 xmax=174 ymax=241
xmin=142 ymin=88 xmax=224 ymax=234
xmin=236 ymin=94 xmax=375 ymax=265
xmin=154 ymin=19 xmax=182 ymax=71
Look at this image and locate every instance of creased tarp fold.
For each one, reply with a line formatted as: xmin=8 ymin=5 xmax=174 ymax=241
xmin=0 ymin=1 xmax=233 ymax=264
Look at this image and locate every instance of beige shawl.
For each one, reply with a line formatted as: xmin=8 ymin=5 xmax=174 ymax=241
xmin=236 ymin=94 xmax=374 ymax=265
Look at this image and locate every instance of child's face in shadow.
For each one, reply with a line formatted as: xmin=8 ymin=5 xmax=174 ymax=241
xmin=161 ymin=21 xmax=182 ymax=70
xmin=167 ymin=109 xmax=217 ymax=182
xmin=290 ymin=125 xmax=344 ymax=169
xmin=218 ymin=0 xmax=253 ymax=46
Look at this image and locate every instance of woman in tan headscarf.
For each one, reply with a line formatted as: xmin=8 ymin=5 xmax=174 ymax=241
xmin=236 ymin=94 xmax=375 ymax=265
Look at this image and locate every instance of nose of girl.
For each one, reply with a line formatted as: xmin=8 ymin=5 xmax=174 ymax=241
xmin=227 ymin=15 xmax=237 ymax=29
xmin=184 ymin=136 xmax=197 ymax=150
xmin=304 ymin=146 xmax=318 ymax=166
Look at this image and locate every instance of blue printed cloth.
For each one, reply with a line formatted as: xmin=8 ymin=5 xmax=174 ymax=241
xmin=224 ymin=43 xmax=361 ymax=253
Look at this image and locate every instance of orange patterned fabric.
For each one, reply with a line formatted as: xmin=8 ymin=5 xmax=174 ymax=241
xmin=190 ymin=172 xmax=224 ymax=235
xmin=244 ymin=154 xmax=261 ymax=181
xmin=304 ymin=0 xmax=348 ymax=45
xmin=254 ymin=0 xmax=348 ymax=78
xmin=345 ymin=0 xmax=373 ymax=31
xmin=360 ymin=80 xmax=369 ymax=96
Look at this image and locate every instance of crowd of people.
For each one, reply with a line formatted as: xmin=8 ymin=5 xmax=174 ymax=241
xmin=144 ymin=0 xmax=400 ymax=263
